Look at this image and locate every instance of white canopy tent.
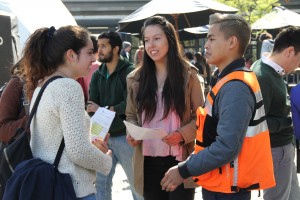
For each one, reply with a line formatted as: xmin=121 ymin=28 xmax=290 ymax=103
xmin=0 ymin=0 xmax=77 ymax=84
xmin=0 ymin=0 xmax=77 ymax=51
xmin=252 ymin=6 xmax=300 ymax=30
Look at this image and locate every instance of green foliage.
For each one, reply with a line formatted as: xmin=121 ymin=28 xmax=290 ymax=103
xmin=216 ymin=0 xmax=280 ymax=24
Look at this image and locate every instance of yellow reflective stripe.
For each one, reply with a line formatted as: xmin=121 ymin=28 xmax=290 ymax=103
xmin=246 ymin=122 xmax=268 ymax=137
xmin=253 ymin=105 xmax=266 ymax=121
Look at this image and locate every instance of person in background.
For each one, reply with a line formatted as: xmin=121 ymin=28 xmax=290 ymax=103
xmin=259 ymin=31 xmax=274 ymax=58
xmin=291 ymin=82 xmax=300 ymax=177
xmin=121 ymin=41 xmax=132 ymax=61
xmin=291 ymin=83 xmax=300 ymax=140
xmin=126 ymin=15 xmax=204 ymax=200
xmin=252 ymin=27 xmax=300 ymax=200
xmin=194 ymin=52 xmax=211 ymax=94
xmin=193 ymin=52 xmax=206 ymax=75
xmin=245 ymin=55 xmax=253 ymax=69
xmin=86 ymin=31 xmax=142 ymax=200
xmin=194 ymin=52 xmax=211 ymax=81
xmin=185 ymin=51 xmax=205 ymax=89
xmin=161 ymin=13 xmax=275 ymax=200
xmin=0 ymin=59 xmax=29 ymax=144
xmin=134 ymin=45 xmax=144 ymax=67
xmin=22 ymin=25 xmax=112 ymax=200
xmin=77 ymin=35 xmax=101 ymax=103
xmin=184 ymin=51 xmax=195 ymax=65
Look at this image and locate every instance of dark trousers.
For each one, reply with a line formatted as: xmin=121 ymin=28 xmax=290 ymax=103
xmin=202 ymin=188 xmax=251 ymax=200
xmin=144 ymin=156 xmax=195 ymax=200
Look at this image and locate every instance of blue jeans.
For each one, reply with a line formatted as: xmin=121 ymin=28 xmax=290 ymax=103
xmin=78 ymin=194 xmax=96 ymax=200
xmin=95 ymin=135 xmax=143 ymax=200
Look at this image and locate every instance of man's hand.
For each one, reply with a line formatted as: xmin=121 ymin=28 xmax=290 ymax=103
xmin=86 ymin=101 xmax=99 ymax=113
xmin=161 ymin=166 xmax=184 ymax=192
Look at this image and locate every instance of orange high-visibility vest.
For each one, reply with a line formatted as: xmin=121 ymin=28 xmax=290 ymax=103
xmin=193 ymin=70 xmax=275 ymax=193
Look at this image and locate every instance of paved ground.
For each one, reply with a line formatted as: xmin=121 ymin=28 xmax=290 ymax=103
xmin=111 ymin=163 xmax=270 ymax=200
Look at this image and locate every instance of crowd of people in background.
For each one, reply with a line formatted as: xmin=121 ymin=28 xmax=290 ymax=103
xmin=1 ymin=12 xmax=300 ymax=200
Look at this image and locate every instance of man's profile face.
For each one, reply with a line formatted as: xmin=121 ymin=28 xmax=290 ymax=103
xmin=204 ymin=24 xmax=231 ymax=67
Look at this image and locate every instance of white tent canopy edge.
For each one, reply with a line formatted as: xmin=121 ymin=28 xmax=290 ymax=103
xmin=0 ymin=0 xmax=77 ymax=53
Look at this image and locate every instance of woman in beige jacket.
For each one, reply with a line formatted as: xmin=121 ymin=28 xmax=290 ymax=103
xmin=126 ymin=16 xmax=204 ymax=200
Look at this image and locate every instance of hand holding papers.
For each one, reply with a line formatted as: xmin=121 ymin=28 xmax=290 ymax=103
xmin=123 ymin=120 xmax=168 ymax=140
xmin=90 ymin=107 xmax=115 ymax=140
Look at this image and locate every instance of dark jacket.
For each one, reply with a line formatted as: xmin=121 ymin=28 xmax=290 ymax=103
xmin=252 ymin=59 xmax=294 ymax=148
xmin=89 ymin=57 xmax=135 ymax=137
xmin=0 ymin=77 xmax=28 ymax=143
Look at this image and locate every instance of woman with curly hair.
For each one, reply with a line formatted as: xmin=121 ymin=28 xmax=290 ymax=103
xmin=22 ymin=25 xmax=112 ymax=200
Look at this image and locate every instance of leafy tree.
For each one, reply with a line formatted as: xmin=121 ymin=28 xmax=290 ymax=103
xmin=216 ymin=0 xmax=280 ymax=24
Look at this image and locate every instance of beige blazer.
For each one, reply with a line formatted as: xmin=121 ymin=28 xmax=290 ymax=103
xmin=126 ymin=65 xmax=205 ymax=195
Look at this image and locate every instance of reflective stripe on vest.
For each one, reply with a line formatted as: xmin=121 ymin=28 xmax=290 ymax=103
xmin=193 ymin=71 xmax=275 ymax=193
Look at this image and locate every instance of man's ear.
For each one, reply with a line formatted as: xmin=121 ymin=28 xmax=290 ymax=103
xmin=229 ymin=36 xmax=238 ymax=49
xmin=113 ymin=46 xmax=120 ymax=55
xmin=285 ymin=46 xmax=295 ymax=58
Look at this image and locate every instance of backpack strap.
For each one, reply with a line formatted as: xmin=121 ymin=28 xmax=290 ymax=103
xmin=27 ymin=76 xmax=65 ymax=168
xmin=53 ymin=138 xmax=65 ymax=168
xmin=24 ymin=76 xmax=63 ymax=133
xmin=8 ymin=76 xmax=63 ymax=141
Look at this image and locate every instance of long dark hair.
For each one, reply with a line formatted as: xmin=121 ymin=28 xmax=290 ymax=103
xmin=22 ymin=25 xmax=90 ymax=99
xmin=137 ymin=16 xmax=187 ymax=123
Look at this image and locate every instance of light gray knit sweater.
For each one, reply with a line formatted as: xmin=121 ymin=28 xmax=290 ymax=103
xmin=30 ymin=78 xmax=112 ymax=198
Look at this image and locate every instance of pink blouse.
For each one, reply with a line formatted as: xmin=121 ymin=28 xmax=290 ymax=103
xmin=142 ymin=90 xmax=183 ymax=161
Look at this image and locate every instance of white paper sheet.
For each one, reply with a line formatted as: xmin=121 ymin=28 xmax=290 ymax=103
xmin=90 ymin=107 xmax=115 ymax=140
xmin=123 ymin=120 xmax=168 ymax=140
